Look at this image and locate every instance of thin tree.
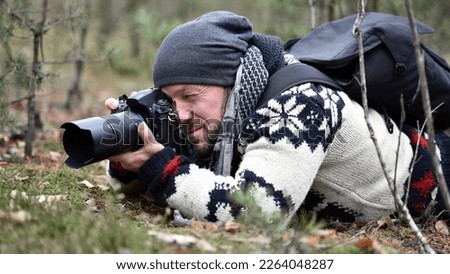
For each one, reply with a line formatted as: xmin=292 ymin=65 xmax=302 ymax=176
xmin=4 ymin=0 xmax=84 ymax=157
xmin=7 ymin=0 xmax=49 ymax=158
xmin=353 ymin=0 xmax=435 ymax=254
xmin=64 ymin=0 xmax=91 ymax=110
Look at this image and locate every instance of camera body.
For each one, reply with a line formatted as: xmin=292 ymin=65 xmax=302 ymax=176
xmin=61 ymin=87 xmax=188 ymax=169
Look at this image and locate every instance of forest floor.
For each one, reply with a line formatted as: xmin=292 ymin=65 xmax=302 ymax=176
xmin=0 ymin=64 xmax=449 ymax=255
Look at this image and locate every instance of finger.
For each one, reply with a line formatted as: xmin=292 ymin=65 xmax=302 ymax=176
xmin=108 ymin=152 xmax=130 ymax=163
xmin=105 ymin=98 xmax=120 ymax=110
xmin=137 ymin=122 xmax=156 ymax=145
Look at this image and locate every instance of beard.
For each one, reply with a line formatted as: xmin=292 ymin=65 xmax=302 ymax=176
xmin=186 ymin=126 xmax=220 ymax=162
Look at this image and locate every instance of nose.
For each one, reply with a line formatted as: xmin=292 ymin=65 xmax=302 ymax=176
xmin=173 ymin=100 xmax=192 ymax=124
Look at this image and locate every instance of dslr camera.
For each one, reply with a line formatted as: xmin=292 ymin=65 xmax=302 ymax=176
xmin=61 ymin=88 xmax=188 ymax=168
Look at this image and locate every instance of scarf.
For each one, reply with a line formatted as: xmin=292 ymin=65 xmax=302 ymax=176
xmin=192 ymin=34 xmax=284 ymax=176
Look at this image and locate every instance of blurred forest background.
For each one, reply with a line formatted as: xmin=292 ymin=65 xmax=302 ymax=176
xmin=0 ymin=0 xmax=449 ymax=160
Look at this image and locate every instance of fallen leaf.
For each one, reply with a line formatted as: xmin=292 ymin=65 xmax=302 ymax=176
xmin=230 ymin=235 xmax=270 ymax=244
xmin=34 ymin=194 xmax=68 ymax=204
xmin=435 ymin=220 xmax=449 ymax=236
xmin=148 ymin=230 xmax=197 ymax=246
xmin=48 ymin=151 xmax=61 ymax=162
xmin=96 ymin=184 xmax=110 ymax=191
xmin=10 ymin=190 xmax=29 ymax=200
xmin=14 ymin=173 xmax=29 ymax=181
xmin=10 ymin=210 xmax=31 ymax=224
xmin=196 ymin=239 xmax=217 ymax=252
xmin=85 ymin=198 xmax=99 ymax=212
xmin=205 ymin=222 xmax=219 ymax=232
xmin=37 ymin=181 xmax=50 ymax=190
xmin=191 ymin=220 xmax=205 ymax=230
xmin=79 ymin=180 xmax=95 ymax=188
xmin=377 ymin=215 xmax=394 ymax=229
xmin=224 ymin=221 xmax=241 ymax=233
xmin=355 ymin=236 xmax=374 ymax=249
xmin=354 ymin=236 xmax=387 ymax=253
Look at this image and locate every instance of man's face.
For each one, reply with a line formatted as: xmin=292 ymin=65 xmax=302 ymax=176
xmin=162 ymin=84 xmax=228 ymax=157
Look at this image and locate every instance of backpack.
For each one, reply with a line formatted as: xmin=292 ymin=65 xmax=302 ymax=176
xmin=260 ymin=12 xmax=450 ymax=130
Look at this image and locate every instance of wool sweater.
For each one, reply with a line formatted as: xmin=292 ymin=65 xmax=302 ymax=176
xmin=108 ymin=79 xmax=444 ymax=223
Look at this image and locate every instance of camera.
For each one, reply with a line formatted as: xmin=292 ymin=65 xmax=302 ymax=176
xmin=61 ymin=87 xmax=188 ymax=169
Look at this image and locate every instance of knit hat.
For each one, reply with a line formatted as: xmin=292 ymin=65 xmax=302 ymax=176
xmin=152 ymin=11 xmax=252 ymax=87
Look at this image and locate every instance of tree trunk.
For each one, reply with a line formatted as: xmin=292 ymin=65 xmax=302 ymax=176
xmin=64 ymin=0 xmax=90 ymax=109
xmin=24 ymin=0 xmax=47 ymax=158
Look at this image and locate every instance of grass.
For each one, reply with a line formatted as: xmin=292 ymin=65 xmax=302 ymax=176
xmin=1 ymin=138 xmax=448 ymax=254
xmin=0 ymin=141 xmax=366 ymax=254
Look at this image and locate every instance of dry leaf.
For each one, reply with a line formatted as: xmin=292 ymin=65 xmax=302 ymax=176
xmin=435 ymin=220 xmax=449 ymax=236
xmin=377 ymin=215 xmax=394 ymax=229
xmin=37 ymin=181 xmax=50 ymax=190
xmin=79 ymin=180 xmax=95 ymax=188
xmin=224 ymin=221 xmax=241 ymax=233
xmin=34 ymin=194 xmax=68 ymax=204
xmin=196 ymin=239 xmax=217 ymax=252
xmin=230 ymin=235 xmax=270 ymax=244
xmin=10 ymin=210 xmax=30 ymax=224
xmin=48 ymin=151 xmax=61 ymax=162
xmin=148 ymin=230 xmax=197 ymax=246
xmin=85 ymin=198 xmax=99 ymax=212
xmin=96 ymin=184 xmax=110 ymax=191
xmin=355 ymin=236 xmax=375 ymax=249
xmin=302 ymin=235 xmax=321 ymax=246
xmin=10 ymin=190 xmax=29 ymax=200
xmin=191 ymin=220 xmax=205 ymax=230
xmin=205 ymin=222 xmax=219 ymax=232
xmin=354 ymin=236 xmax=387 ymax=253
xmin=14 ymin=173 xmax=29 ymax=181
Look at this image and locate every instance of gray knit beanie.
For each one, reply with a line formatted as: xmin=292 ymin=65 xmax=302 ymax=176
xmin=152 ymin=11 xmax=252 ymax=87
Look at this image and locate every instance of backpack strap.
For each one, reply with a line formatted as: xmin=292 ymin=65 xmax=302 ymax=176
xmin=257 ymin=63 xmax=342 ymax=107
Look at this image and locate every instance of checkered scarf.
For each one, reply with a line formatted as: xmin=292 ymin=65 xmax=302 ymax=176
xmin=212 ymin=46 xmax=269 ymax=175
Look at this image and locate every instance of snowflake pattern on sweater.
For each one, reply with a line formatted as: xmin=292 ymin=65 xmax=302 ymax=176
xmin=242 ymin=83 xmax=343 ymax=152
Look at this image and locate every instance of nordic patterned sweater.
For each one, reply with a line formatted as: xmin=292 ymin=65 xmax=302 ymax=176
xmin=108 ymin=51 xmax=444 ymax=224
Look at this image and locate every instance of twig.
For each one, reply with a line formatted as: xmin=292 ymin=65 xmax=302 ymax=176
xmin=9 ymin=94 xmax=35 ymax=105
xmin=353 ymin=0 xmax=435 ymax=254
xmin=308 ymin=0 xmax=317 ymax=30
xmin=392 ymin=95 xmax=406 ymax=214
xmin=405 ymin=103 xmax=442 ymax=204
xmin=404 ymin=0 xmax=450 ymax=218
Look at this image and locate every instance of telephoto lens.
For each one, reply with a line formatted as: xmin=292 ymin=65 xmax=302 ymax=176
xmin=61 ymin=88 xmax=181 ymax=168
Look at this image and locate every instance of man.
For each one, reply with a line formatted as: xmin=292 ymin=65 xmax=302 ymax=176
xmin=105 ymin=11 xmax=449 ymax=224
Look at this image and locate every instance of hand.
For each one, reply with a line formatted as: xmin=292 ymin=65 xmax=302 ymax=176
xmin=108 ymin=122 xmax=164 ymax=172
xmin=104 ymin=91 xmax=140 ymax=111
xmin=104 ymin=97 xmax=120 ymax=111
xmin=105 ymin=91 xmax=164 ymax=172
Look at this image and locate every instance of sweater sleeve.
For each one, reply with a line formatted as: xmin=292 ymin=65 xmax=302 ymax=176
xmin=135 ymin=83 xmax=345 ymax=223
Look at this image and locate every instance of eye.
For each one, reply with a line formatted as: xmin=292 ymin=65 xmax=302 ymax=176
xmin=182 ymin=93 xmax=196 ymax=101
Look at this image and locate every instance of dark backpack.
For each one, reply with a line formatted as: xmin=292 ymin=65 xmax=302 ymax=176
xmin=260 ymin=12 xmax=450 ymax=130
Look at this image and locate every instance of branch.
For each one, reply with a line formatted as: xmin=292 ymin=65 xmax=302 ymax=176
xmin=353 ymin=0 xmax=435 ymax=254
xmin=308 ymin=0 xmax=317 ymax=30
xmin=404 ymin=0 xmax=450 ymax=219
